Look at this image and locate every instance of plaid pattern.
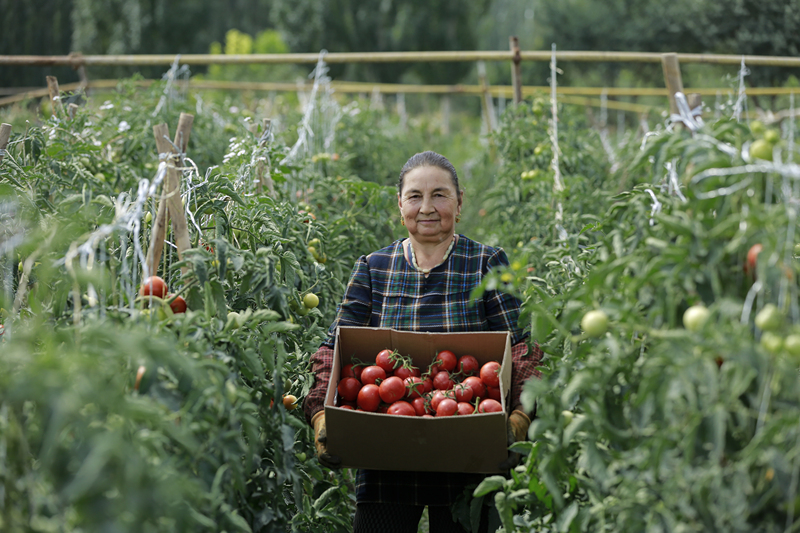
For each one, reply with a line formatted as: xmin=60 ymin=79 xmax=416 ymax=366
xmin=301 ymin=235 xmax=543 ymax=506
xmin=323 ymin=236 xmax=527 ymax=346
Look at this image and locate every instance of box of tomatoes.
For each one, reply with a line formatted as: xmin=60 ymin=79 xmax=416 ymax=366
xmin=324 ymin=326 xmax=512 ymax=473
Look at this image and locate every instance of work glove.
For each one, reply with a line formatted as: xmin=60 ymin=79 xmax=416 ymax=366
xmin=498 ymin=410 xmax=531 ymax=470
xmin=311 ymin=411 xmax=342 ymax=469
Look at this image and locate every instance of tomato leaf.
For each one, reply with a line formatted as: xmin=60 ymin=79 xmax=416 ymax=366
xmin=473 ymin=475 xmax=506 ymax=497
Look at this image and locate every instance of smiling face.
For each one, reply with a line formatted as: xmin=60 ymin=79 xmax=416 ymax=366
xmin=398 ymin=165 xmax=463 ymax=243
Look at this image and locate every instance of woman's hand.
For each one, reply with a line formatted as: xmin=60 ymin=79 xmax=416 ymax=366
xmin=311 ymin=412 xmax=342 ymax=469
xmin=498 ymin=409 xmax=531 ymax=470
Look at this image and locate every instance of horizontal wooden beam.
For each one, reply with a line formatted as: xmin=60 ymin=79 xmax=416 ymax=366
xmin=2 ymin=51 xmax=800 ymax=67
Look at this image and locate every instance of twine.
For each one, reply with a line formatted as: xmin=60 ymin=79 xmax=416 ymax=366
xmin=644 ymin=189 xmax=662 ymax=226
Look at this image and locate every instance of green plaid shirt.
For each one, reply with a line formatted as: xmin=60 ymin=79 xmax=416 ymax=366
xmin=322 ymin=235 xmax=527 ymax=347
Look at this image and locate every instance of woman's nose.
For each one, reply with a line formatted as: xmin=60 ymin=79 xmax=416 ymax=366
xmin=420 ymin=195 xmax=435 ymax=212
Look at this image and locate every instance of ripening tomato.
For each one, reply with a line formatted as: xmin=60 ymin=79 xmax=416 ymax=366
xmin=379 ymin=376 xmax=406 ymax=403
xmin=404 ymin=377 xmax=424 ymax=399
xmin=433 ymin=371 xmax=455 ymax=390
xmin=478 ymin=399 xmax=503 ymax=413
xmin=139 ymin=276 xmax=168 ymax=298
xmin=342 ymin=363 xmax=363 ymax=381
xmin=436 ymin=398 xmax=458 ymax=417
xmin=337 ymin=377 xmax=361 ymax=402
xmin=456 ymin=401 xmax=475 ymax=416
xmin=411 ymin=396 xmax=431 ymax=416
xmin=486 ymin=385 xmax=502 ymax=402
xmin=394 ymin=365 xmax=421 ymax=380
xmin=168 ymin=294 xmax=187 ymax=314
xmin=453 ymin=383 xmax=473 ymax=403
xmin=746 ymin=243 xmax=763 ymax=276
xmin=375 ymin=349 xmax=398 ymax=373
xmin=462 ymin=376 xmax=486 ymax=400
xmin=456 ymin=355 xmax=480 ymax=375
xmin=357 ymin=384 xmax=381 ymax=412
xmin=283 ymin=394 xmax=298 ymax=409
xmin=480 ymin=361 xmax=501 ymax=388
xmin=434 ymin=350 xmax=457 ymax=372
xmin=360 ymin=365 xmax=387 ymax=386
xmin=387 ymin=401 xmax=416 ymax=416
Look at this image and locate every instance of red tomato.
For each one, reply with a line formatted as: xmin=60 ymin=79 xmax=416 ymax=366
xmin=430 ymin=390 xmax=452 ymax=411
xmin=457 ymin=401 xmax=476 ymax=416
xmin=478 ymin=399 xmax=503 ymax=413
xmin=378 ymin=404 xmax=390 ymax=414
xmin=404 ymin=377 xmax=424 ymax=399
xmin=387 ymin=401 xmax=416 ymax=416
xmin=434 ymin=350 xmax=457 ymax=372
xmin=339 ymin=400 xmax=357 ymax=409
xmin=433 ymin=371 xmax=454 ymax=390
xmin=457 ymin=355 xmax=480 ymax=375
xmin=480 ymin=361 xmax=501 ymax=388
xmin=360 ymin=365 xmax=387 ymax=386
xmin=411 ymin=396 xmax=431 ymax=416
xmin=139 ymin=276 xmax=168 ymax=298
xmin=486 ymin=385 xmax=502 ymax=402
xmin=357 ymin=384 xmax=381 ymax=412
xmin=421 ymin=377 xmax=433 ymax=394
xmin=339 ymin=404 xmax=355 ymax=410
xmin=375 ymin=349 xmax=398 ymax=373
xmin=746 ymin=243 xmax=763 ymax=275
xmin=462 ymin=376 xmax=486 ymax=400
xmin=168 ymin=294 xmax=187 ymax=314
xmin=422 ymin=414 xmax=435 ymax=418
xmin=341 ymin=363 xmax=363 ymax=381
xmin=379 ymin=376 xmax=406 ymax=403
xmin=436 ymin=398 xmax=458 ymax=417
xmin=453 ymin=383 xmax=473 ymax=403
xmin=394 ymin=365 xmax=421 ymax=380
xmin=337 ymin=377 xmax=361 ymax=402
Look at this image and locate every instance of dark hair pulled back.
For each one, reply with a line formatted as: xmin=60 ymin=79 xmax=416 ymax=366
xmin=397 ymin=151 xmax=460 ymax=196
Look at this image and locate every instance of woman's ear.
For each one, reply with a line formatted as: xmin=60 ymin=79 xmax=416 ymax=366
xmin=397 ymin=193 xmax=403 ymax=210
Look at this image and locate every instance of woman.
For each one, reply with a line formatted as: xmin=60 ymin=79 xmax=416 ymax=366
xmin=302 ymin=151 xmax=541 ymax=533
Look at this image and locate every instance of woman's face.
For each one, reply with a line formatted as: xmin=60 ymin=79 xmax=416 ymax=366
xmin=398 ymin=166 xmax=463 ymax=243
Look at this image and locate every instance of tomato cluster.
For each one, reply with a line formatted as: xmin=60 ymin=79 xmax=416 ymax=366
xmin=335 ymin=349 xmax=504 ymax=417
xmin=139 ymin=275 xmax=187 ymax=314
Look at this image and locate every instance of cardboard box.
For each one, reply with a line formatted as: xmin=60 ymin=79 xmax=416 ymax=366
xmin=324 ymin=326 xmax=512 ymax=473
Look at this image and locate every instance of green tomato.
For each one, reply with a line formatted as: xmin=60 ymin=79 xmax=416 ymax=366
xmin=561 ymin=410 xmax=574 ymax=424
xmin=764 ymin=128 xmax=781 ymax=144
xmin=750 ymin=139 xmax=773 ymax=161
xmin=784 ymin=334 xmax=800 ymax=357
xmin=303 ymin=292 xmax=319 ymax=309
xmin=760 ymin=332 xmax=784 ymax=354
xmin=581 ymin=309 xmax=609 ymax=338
xmin=750 ymin=120 xmax=765 ymax=135
xmin=755 ymin=304 xmax=783 ymax=332
xmin=683 ymin=305 xmax=710 ymax=332
xmin=144 ymin=211 xmax=153 ymax=224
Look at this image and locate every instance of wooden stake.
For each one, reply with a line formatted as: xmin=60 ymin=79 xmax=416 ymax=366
xmin=477 ymin=62 xmax=493 ymax=133
xmin=509 ymin=36 xmax=523 ymax=105
xmin=0 ymin=123 xmax=11 ymax=163
xmin=46 ymin=76 xmax=62 ymax=115
xmin=661 ymin=53 xmax=684 ymax=118
xmin=68 ymin=103 xmax=79 ymax=120
xmin=688 ymin=93 xmax=702 ymax=116
xmin=441 ymin=95 xmax=451 ymax=135
xmin=256 ymin=118 xmax=275 ymax=195
xmin=146 ymin=113 xmax=194 ymax=276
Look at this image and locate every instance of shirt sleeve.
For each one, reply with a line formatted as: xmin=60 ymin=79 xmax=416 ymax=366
xmin=483 ymin=247 xmax=527 ymax=345
xmin=509 ymin=341 xmax=543 ymax=415
xmin=321 ymin=255 xmax=373 ymax=348
xmin=302 ymin=345 xmax=334 ymax=424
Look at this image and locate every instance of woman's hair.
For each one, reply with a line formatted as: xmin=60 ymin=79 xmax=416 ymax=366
xmin=397 ymin=151 xmax=460 ymax=195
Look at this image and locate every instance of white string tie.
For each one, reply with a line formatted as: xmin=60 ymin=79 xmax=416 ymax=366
xmin=644 ymin=189 xmax=662 ymax=226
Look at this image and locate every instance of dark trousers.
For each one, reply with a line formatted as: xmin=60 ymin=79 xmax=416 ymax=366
xmin=353 ymin=503 xmax=489 ymax=533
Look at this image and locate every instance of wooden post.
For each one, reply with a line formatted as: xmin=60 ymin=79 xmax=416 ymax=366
xmin=256 ymin=118 xmax=275 ymax=195
xmin=477 ymin=61 xmax=493 ymax=133
xmin=46 ymin=76 xmax=62 ymax=116
xmin=509 ymin=36 xmax=523 ymax=105
xmin=0 ymin=123 xmax=11 ymax=163
xmin=688 ymin=93 xmax=702 ymax=117
xmin=68 ymin=103 xmax=79 ymax=120
xmin=661 ymin=53 xmax=684 ymax=118
xmin=145 ymin=113 xmax=194 ymax=276
xmin=441 ymin=95 xmax=451 ymax=135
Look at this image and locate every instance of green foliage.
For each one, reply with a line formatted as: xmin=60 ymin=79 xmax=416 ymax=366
xmin=468 ymin=99 xmax=800 ymax=530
